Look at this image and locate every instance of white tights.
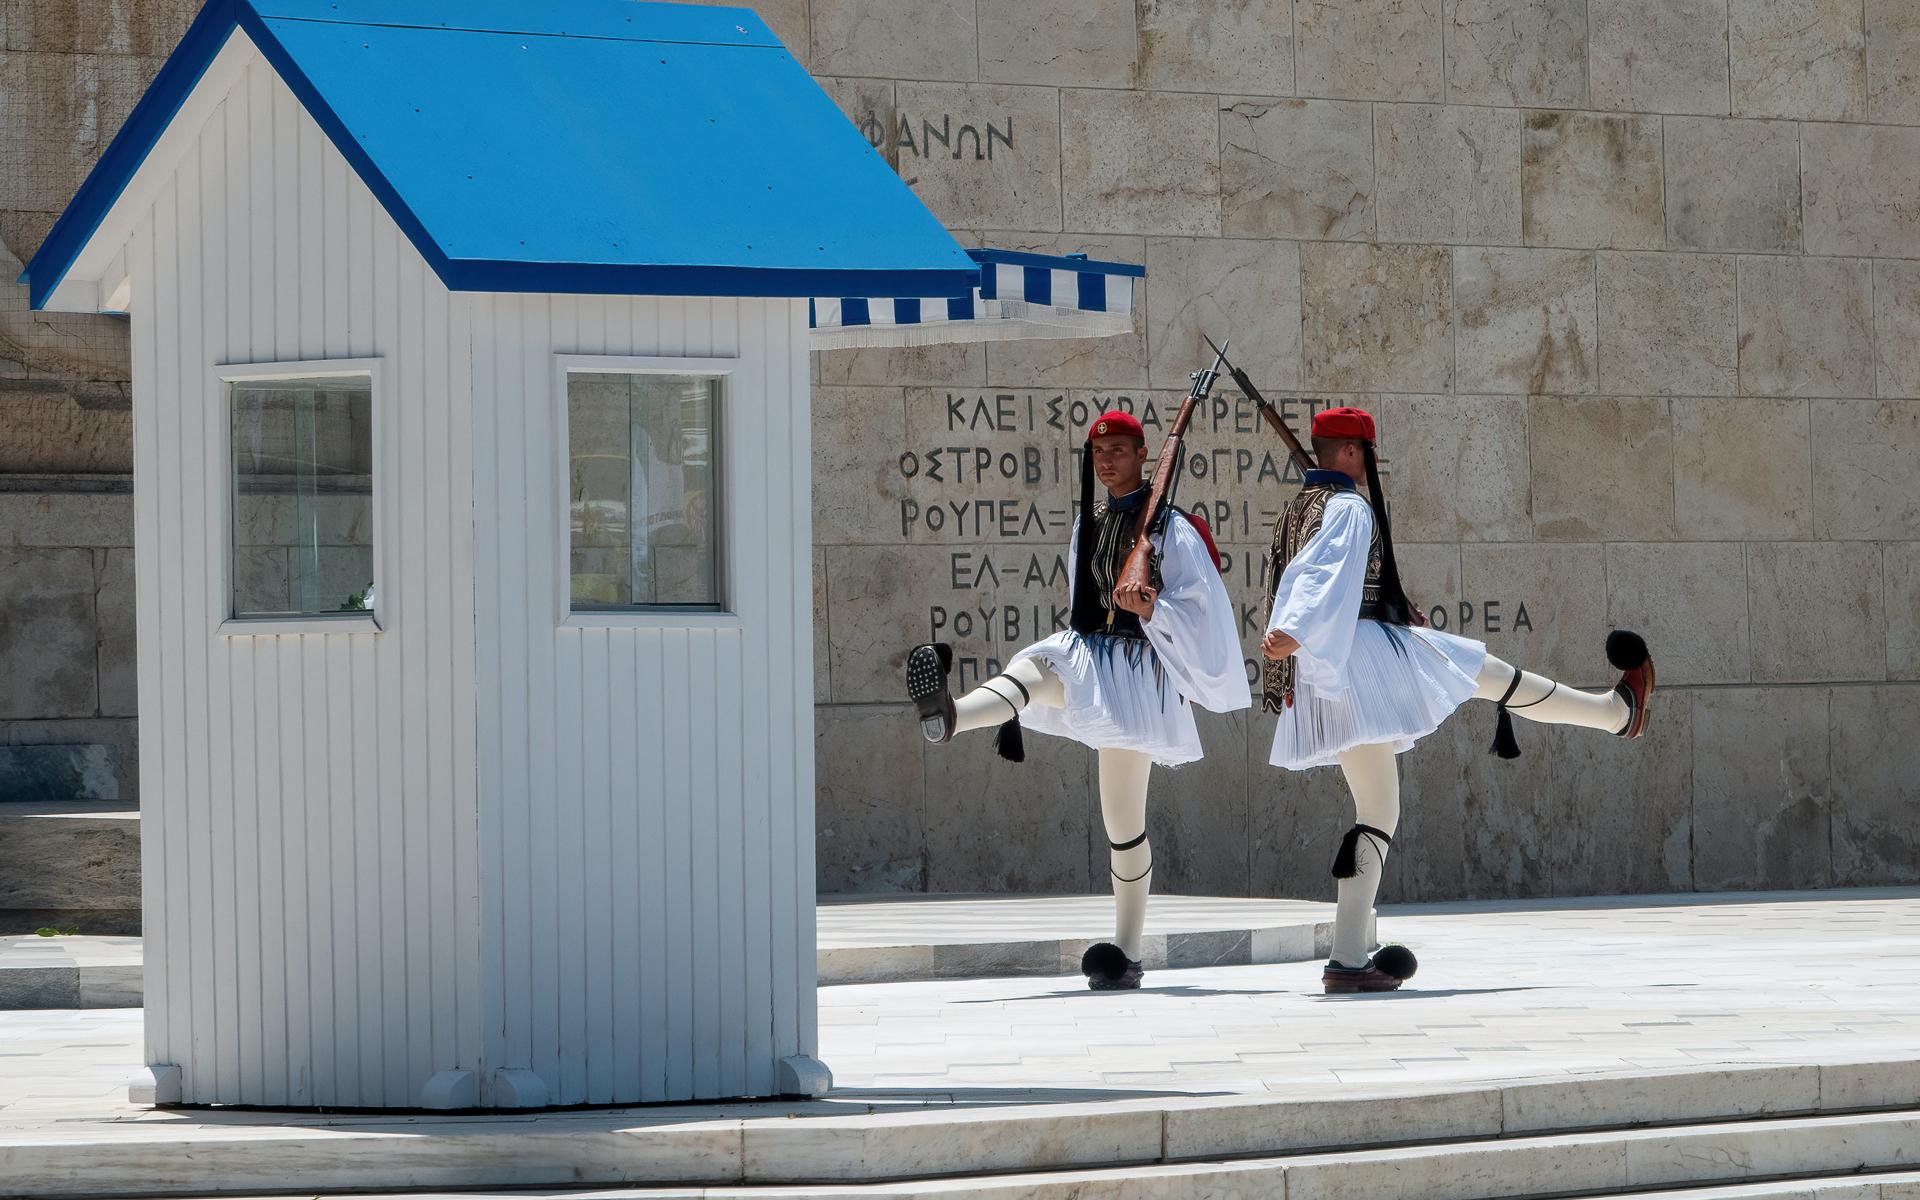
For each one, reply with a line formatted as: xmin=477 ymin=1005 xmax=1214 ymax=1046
xmin=950 ymin=662 xmax=1153 ymax=961
xmin=1328 ymin=654 xmax=1630 ymax=967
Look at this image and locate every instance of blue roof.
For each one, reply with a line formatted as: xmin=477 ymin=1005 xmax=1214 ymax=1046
xmin=22 ymin=0 xmax=978 ymax=309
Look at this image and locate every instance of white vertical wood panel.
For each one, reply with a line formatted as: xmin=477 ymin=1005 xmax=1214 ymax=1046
xmin=785 ymin=298 xmax=820 ymax=1060
xmin=464 ymin=292 xmax=809 ymax=1104
xmin=128 ymin=214 xmax=168 ymax=1077
xmin=130 ymin=56 xmax=481 ymax=1107
xmin=198 ymin=99 xmax=241 ymax=1105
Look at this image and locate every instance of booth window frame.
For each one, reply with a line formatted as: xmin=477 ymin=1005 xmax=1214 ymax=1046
xmin=212 ymin=357 xmax=386 ymax=637
xmin=553 ymin=353 xmax=740 ymax=630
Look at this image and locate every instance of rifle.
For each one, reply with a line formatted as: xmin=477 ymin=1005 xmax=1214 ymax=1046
xmin=1209 ymin=335 xmax=1429 ymax=627
xmin=1203 ymin=334 xmax=1313 ymax=477
xmin=1114 ymin=338 xmax=1229 ymax=602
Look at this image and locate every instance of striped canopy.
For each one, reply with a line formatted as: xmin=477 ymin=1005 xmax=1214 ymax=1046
xmin=808 ymin=248 xmax=1143 ymax=350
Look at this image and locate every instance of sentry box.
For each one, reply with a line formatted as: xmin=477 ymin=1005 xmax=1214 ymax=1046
xmin=21 ymin=0 xmax=1139 ymax=1109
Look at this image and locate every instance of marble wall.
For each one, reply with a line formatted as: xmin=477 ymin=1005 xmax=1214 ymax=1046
xmin=2 ymin=1 xmax=1915 ymax=901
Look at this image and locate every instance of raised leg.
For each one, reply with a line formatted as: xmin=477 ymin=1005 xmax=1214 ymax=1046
xmin=952 ymin=657 xmax=1065 ymax=735
xmin=1473 ymin=654 xmax=1629 ymax=734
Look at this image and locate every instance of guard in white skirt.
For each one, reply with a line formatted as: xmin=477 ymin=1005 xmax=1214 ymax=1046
xmin=1263 ymin=407 xmax=1656 ymax=994
xmin=907 ymin=409 xmax=1250 ymax=990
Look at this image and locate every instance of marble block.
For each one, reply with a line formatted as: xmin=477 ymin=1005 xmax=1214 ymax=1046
xmin=1137 ymin=0 xmax=1295 ymax=95
xmin=1375 ymin=105 xmax=1522 ymax=247
xmin=1367 ymin=395 xmax=1531 ymax=542
xmin=813 ymin=549 xmax=830 ymax=704
xmin=1145 ymin=236 xmax=1301 ymax=391
xmin=1691 ymin=688 xmax=1831 ymax=891
xmin=1382 ymin=716 xmax=1474 ymax=901
xmin=0 ymin=743 xmax=117 ymax=802
xmin=892 ymin=82 xmax=1064 ymax=235
xmin=1546 ymin=688 xmax=1693 ymax=897
xmin=1529 ymin=396 xmax=1675 ymax=541
xmin=0 ymin=491 xmax=133 ymax=549
xmin=1504 ymin=1065 xmax=1820 ymax=1133
xmin=1219 ymin=98 xmax=1374 ymax=241
xmin=1444 ymin=0 xmax=1588 ymax=107
xmin=809 ymin=0 xmax=977 ymax=81
xmin=1738 ymin=256 xmax=1874 ymax=400
xmin=979 ymin=232 xmax=1149 ymax=390
xmin=1888 ymin=543 xmax=1920 ymax=681
xmin=0 ymin=51 xmax=162 ymax=213
xmin=1730 ymin=0 xmax=1866 ymax=120
xmin=1453 ymin=248 xmax=1595 ymax=395
xmin=0 ymin=804 xmax=140 ymax=910
xmin=0 ymin=547 xmax=97 ymax=719
xmin=1662 ymin=117 xmax=1802 ymax=253
xmin=1747 ymin=541 xmax=1887 ymax=684
xmin=1454 ymin=706 xmax=1559 ymax=898
xmin=811 ymin=386 xmax=908 ymax=546
xmin=0 ymin=716 xmax=138 ymax=804
xmin=95 ymin=548 xmax=135 ymax=717
xmin=1606 ymin=543 xmax=1750 ymax=686
xmin=1589 ymin=0 xmax=1732 ymax=114
xmin=1296 ymin=0 xmax=1445 ymax=102
xmin=816 ymin=339 xmax=985 ymax=389
xmin=1459 ymin=542 xmax=1609 ymax=686
xmin=978 ymin=0 xmax=1136 ymax=87
xmin=1874 ymin=261 xmax=1920 ymax=401
xmin=1521 ymin=111 xmax=1664 ymax=250
xmin=1811 ymin=398 xmax=1920 ymax=542
xmin=819 ymin=75 xmax=897 ymax=168
xmin=1832 ymin=686 xmax=1920 ymax=885
xmin=1248 ymin=721 xmax=1351 ymax=900
xmin=921 ymin=725 xmax=1095 ymax=894
xmin=1804 ymin=124 xmax=1920 ymax=258
xmin=899 ymin=385 xmax=1078 ymax=548
xmin=1595 ymin=252 xmax=1738 ymax=396
xmin=4 ymin=0 xmax=199 ymax=55
xmin=0 ymin=379 xmax=133 ymax=471
xmin=1062 ymin=89 xmax=1221 ymax=238
xmin=1301 ymin=243 xmax=1453 ymax=394
xmin=1671 ymin=397 xmax=1813 ymax=541
xmin=815 ymin=705 xmax=927 ymax=894
xmin=1867 ymin=0 xmax=1920 ymax=124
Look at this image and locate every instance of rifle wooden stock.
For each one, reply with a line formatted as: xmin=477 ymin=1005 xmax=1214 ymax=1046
xmin=1114 ymin=399 xmax=1199 ymax=597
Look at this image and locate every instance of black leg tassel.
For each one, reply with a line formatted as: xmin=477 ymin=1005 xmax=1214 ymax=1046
xmin=995 ymin=716 xmax=1026 ymax=763
xmin=1490 ymin=708 xmax=1522 ymax=759
xmin=1331 ymin=823 xmax=1394 ymax=879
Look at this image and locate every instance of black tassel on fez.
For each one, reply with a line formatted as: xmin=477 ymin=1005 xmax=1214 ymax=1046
xmin=1490 ymin=708 xmax=1522 ymax=759
xmin=995 ymin=716 xmax=1026 ymax=763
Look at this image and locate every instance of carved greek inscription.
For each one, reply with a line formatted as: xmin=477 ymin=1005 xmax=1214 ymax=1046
xmin=858 ymin=111 xmax=1015 ymax=163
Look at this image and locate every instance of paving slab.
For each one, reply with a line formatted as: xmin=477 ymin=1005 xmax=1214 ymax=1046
xmin=0 ymin=890 xmax=1916 ymax=1198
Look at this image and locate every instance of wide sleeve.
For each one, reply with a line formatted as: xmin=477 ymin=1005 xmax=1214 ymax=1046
xmin=1266 ymin=495 xmax=1372 ymax=692
xmin=1140 ymin=513 xmax=1253 ymax=713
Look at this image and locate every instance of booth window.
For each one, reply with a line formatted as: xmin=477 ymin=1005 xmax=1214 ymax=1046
xmin=228 ymin=374 xmax=375 ymax=620
xmin=567 ymin=371 xmax=724 ymax=611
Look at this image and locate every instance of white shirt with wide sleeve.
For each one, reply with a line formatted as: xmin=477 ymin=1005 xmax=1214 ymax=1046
xmin=1265 ymin=490 xmax=1489 ymax=770
xmin=1011 ymin=510 xmax=1249 ymax=766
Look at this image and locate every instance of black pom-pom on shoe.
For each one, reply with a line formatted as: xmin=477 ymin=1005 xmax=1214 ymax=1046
xmin=1373 ymin=944 xmax=1419 ymax=981
xmin=1605 ymin=629 xmax=1649 ymax=671
xmin=1080 ymin=941 xmax=1142 ymax=989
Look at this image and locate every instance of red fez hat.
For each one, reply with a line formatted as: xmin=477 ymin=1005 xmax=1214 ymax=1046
xmin=1312 ymin=406 xmax=1376 ymax=441
xmin=1088 ymin=409 xmax=1145 ymax=442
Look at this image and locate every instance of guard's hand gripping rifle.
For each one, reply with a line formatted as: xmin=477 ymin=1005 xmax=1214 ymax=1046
xmin=1113 ymin=339 xmax=1229 ymax=605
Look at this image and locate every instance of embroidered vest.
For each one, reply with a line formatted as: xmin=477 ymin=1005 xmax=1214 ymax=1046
xmin=1085 ymin=496 xmax=1161 ymax=640
xmin=1261 ymin=483 xmax=1385 ymax=713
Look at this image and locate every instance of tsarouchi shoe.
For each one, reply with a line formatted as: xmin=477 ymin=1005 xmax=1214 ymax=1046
xmin=906 ymin=642 xmax=956 ymax=744
xmin=1608 ymin=630 xmax=1655 ymax=740
xmin=1082 ymin=942 xmax=1144 ymax=991
xmin=1322 ymin=960 xmax=1404 ymax=994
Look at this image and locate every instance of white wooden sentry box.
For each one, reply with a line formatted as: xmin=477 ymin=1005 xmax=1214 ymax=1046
xmin=20 ymin=0 xmax=984 ymax=1110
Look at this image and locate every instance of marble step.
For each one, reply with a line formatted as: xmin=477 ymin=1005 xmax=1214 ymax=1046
xmin=0 ymin=802 xmax=140 ymax=936
xmin=0 ymin=895 xmax=1342 ymax=1005
xmin=5 ymin=1059 xmax=1915 ymax=1199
